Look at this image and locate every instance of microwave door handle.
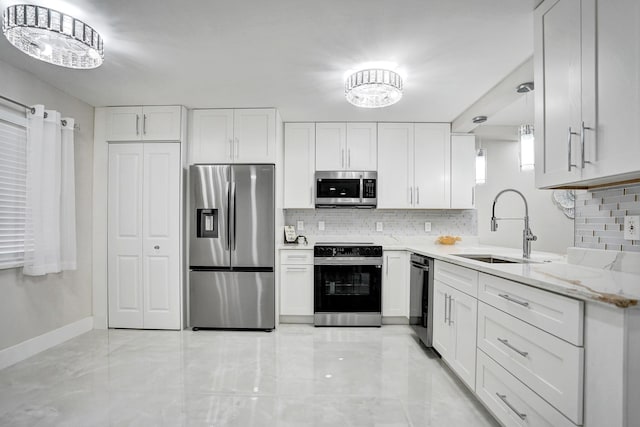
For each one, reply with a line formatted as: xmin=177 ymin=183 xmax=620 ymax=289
xmin=360 ymin=177 xmax=364 ymax=203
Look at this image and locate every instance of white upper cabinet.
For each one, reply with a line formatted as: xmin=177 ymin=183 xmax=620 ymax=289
xmin=377 ymin=123 xmax=414 ymax=209
xmin=315 ymin=122 xmax=377 ymax=171
xmin=414 ymin=123 xmax=451 ymax=209
xmin=450 ymin=134 xmax=476 ymax=209
xmin=535 ymin=0 xmax=640 ymax=188
xmin=315 ymin=123 xmax=346 ymax=170
xmin=378 ymin=123 xmax=451 ymax=209
xmin=233 ymin=109 xmax=276 ymax=163
xmin=106 ymin=106 xmax=182 ymax=142
xmin=190 ymin=109 xmax=234 ymax=163
xmin=189 ymin=108 xmax=276 ymax=164
xmin=346 ymin=123 xmax=377 ymax=170
xmin=284 ymin=123 xmax=316 ymax=209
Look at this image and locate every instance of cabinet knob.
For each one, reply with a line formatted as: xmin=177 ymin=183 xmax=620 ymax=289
xmin=154 ymin=245 xmax=160 ymax=250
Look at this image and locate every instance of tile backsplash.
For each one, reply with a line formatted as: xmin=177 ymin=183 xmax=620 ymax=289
xmin=575 ymin=183 xmax=640 ymax=252
xmin=284 ymin=209 xmax=477 ymax=237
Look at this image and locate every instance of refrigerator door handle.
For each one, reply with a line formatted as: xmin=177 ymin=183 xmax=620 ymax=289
xmin=225 ymin=182 xmax=231 ymax=250
xmin=232 ymin=181 xmax=237 ymax=250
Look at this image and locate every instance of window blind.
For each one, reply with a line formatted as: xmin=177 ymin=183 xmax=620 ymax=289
xmin=0 ymin=110 xmax=28 ymax=269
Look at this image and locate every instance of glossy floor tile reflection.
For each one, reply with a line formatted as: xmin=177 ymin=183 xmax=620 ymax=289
xmin=0 ymin=325 xmax=498 ymax=426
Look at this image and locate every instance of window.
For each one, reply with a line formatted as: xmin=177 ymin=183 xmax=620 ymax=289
xmin=0 ymin=109 xmax=28 ymax=269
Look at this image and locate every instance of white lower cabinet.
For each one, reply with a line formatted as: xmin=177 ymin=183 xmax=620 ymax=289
xmin=476 ymin=350 xmax=576 ymax=427
xmin=382 ymin=251 xmax=408 ymax=319
xmin=279 ymin=250 xmax=314 ymax=317
xmin=477 ymin=301 xmax=584 ymax=424
xmin=433 ymin=278 xmax=477 ymax=390
xmin=107 ymin=142 xmax=181 ymax=330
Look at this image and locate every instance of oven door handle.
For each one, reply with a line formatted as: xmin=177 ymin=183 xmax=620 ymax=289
xmin=314 ymin=258 xmax=383 ymax=266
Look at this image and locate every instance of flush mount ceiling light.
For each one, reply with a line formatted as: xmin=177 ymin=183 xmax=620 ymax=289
xmin=345 ymin=68 xmax=403 ymax=108
xmin=472 ymin=115 xmax=488 ymax=124
xmin=2 ymin=4 xmax=104 ymax=69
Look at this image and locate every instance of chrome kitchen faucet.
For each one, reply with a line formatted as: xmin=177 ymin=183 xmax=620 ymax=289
xmin=490 ymin=189 xmax=537 ymax=259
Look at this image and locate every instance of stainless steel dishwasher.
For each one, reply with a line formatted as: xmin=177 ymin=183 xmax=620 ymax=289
xmin=409 ymin=254 xmax=434 ymax=347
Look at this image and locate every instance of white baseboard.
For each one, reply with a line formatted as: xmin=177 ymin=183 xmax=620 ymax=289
xmin=0 ymin=316 xmax=93 ymax=370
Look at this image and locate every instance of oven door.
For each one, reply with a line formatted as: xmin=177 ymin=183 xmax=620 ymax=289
xmin=314 ymin=262 xmax=382 ymax=313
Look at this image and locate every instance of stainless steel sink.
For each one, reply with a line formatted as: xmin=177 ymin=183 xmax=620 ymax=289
xmin=452 ymin=254 xmax=527 ymax=264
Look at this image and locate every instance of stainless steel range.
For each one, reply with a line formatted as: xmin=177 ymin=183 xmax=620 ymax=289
xmin=313 ymin=243 xmax=383 ymax=327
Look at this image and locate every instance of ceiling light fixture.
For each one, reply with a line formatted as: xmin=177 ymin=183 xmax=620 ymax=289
xmin=519 ymin=124 xmax=535 ymax=171
xmin=2 ymin=4 xmax=104 ymax=69
xmin=472 ymin=115 xmax=488 ymax=124
xmin=345 ymin=68 xmax=403 ymax=108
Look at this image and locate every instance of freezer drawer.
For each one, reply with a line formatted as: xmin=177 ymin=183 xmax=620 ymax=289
xmin=190 ymin=271 xmax=275 ymax=329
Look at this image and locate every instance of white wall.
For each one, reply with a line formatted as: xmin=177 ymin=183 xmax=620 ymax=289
xmin=475 ymin=138 xmax=574 ymax=254
xmin=0 ymin=59 xmax=94 ymax=351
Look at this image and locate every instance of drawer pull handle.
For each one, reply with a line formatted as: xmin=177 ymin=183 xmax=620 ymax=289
xmin=498 ymin=293 xmax=530 ymax=307
xmin=497 ymin=338 xmax=529 ymax=357
xmin=496 ymin=393 xmax=527 ymax=420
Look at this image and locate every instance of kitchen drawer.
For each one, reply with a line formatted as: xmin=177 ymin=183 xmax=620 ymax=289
xmin=280 ymin=250 xmax=313 ymax=265
xmin=476 ymin=350 xmax=577 ymax=427
xmin=478 ymin=273 xmax=583 ymax=346
xmin=434 ymin=261 xmax=478 ymax=297
xmin=477 ymin=302 xmax=583 ymax=424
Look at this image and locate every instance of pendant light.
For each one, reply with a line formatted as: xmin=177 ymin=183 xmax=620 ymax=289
xmin=519 ymin=124 xmax=535 ymax=171
xmin=475 ymin=147 xmax=486 ymax=185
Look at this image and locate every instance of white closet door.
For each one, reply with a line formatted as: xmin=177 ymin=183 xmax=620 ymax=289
xmin=108 ymin=143 xmax=144 ymax=328
xmin=142 ymin=143 xmax=181 ymax=330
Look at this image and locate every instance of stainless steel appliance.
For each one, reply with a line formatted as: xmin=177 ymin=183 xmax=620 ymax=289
xmin=315 ymin=171 xmax=377 ymax=208
xmin=409 ymin=253 xmax=434 ymax=346
xmin=189 ymin=164 xmax=275 ymax=330
xmin=314 ymin=243 xmax=383 ymax=326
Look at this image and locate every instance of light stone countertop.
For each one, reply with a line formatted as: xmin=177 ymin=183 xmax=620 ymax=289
xmin=279 ymin=235 xmax=640 ymax=309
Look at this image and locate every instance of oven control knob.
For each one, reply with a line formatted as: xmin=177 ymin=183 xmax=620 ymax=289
xmin=362 ymin=247 xmax=370 ymax=256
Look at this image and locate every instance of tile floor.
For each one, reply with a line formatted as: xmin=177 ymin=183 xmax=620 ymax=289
xmin=0 ymin=325 xmax=498 ymax=426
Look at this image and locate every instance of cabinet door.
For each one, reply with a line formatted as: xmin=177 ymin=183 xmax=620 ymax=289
xmin=414 ymin=123 xmax=451 ymax=208
xmin=316 ymin=123 xmax=347 ymax=170
xmin=449 ymin=286 xmax=478 ymax=390
xmin=534 ymin=0 xmax=583 ymax=188
xmin=450 ymin=134 xmax=476 ymax=209
xmin=280 ymin=264 xmax=314 ymax=316
xmin=346 ymin=122 xmax=377 ymax=171
xmin=189 ymin=109 xmax=234 ymax=164
xmin=106 ymin=107 xmax=142 ymax=141
xmin=582 ymin=0 xmax=640 ymax=181
xmin=234 ymin=109 xmax=276 ymax=163
xmin=432 ymin=280 xmax=452 ymax=358
xmin=142 ymin=143 xmax=181 ymax=330
xmin=284 ymin=123 xmax=315 ymax=208
xmin=382 ymin=251 xmax=408 ymax=318
xmin=141 ymin=106 xmax=182 ymax=141
xmin=377 ymin=123 xmax=414 ymax=208
xmin=108 ymin=143 xmax=144 ymax=328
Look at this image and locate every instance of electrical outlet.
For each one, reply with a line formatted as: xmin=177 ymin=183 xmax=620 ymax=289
xmin=318 ymin=221 xmax=325 ymax=231
xmin=296 ymin=220 xmax=304 ymax=231
xmin=424 ymin=222 xmax=432 ymax=232
xmin=624 ymin=216 xmax=640 ymax=240
xmin=376 ymin=222 xmax=383 ymax=232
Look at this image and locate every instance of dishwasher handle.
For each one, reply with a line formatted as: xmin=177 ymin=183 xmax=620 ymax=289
xmin=411 ymin=262 xmax=429 ymax=271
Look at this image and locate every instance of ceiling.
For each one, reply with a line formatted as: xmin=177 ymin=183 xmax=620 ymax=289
xmin=0 ymin=0 xmax=536 ymax=122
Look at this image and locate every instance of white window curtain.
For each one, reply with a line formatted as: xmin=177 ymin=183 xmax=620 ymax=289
xmin=23 ymin=105 xmax=76 ymax=276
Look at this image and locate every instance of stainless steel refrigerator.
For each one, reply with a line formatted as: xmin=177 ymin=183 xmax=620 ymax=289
xmin=189 ymin=164 xmax=275 ymax=330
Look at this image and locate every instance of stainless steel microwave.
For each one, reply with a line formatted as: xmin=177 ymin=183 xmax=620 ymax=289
xmin=315 ymin=171 xmax=377 ymax=208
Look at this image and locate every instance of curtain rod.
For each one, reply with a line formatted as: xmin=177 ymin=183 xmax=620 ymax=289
xmin=0 ymin=94 xmax=80 ymax=130
xmin=0 ymin=94 xmax=36 ymax=114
